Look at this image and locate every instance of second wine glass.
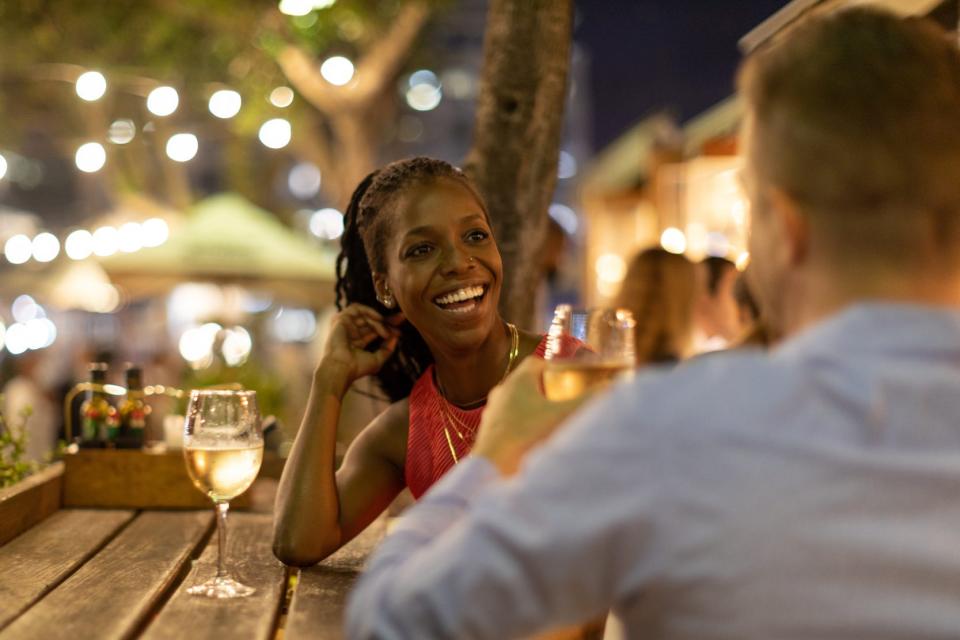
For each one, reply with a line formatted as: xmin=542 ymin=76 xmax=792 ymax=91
xmin=542 ymin=305 xmax=636 ymax=401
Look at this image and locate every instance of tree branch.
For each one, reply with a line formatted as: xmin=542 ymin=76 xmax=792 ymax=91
xmin=353 ymin=1 xmax=431 ymax=103
xmin=276 ymin=44 xmax=344 ymax=115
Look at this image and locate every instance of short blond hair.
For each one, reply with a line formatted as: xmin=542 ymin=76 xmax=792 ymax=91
xmin=738 ymin=9 xmax=960 ymax=260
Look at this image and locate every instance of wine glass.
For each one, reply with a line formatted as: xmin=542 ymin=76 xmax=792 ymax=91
xmin=542 ymin=305 xmax=636 ymax=401
xmin=182 ymin=389 xmax=264 ymax=598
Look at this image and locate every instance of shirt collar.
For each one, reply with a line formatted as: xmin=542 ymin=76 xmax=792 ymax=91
xmin=774 ymin=302 xmax=960 ymax=361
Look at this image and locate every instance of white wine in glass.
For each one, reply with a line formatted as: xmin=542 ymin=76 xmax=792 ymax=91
xmin=183 ymin=389 xmax=263 ymax=598
xmin=542 ymin=306 xmax=636 ymax=401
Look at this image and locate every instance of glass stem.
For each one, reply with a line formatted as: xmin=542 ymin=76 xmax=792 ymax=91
xmin=215 ymin=500 xmax=230 ymax=579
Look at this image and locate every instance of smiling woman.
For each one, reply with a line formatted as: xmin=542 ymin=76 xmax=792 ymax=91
xmin=272 ymin=157 xmax=551 ymax=566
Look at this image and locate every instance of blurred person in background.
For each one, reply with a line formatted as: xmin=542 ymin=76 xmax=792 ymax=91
xmin=3 ymin=351 xmax=57 ymax=463
xmin=695 ymin=256 xmax=744 ymax=351
xmin=614 ymin=247 xmax=700 ymax=365
xmin=347 ymin=9 xmax=960 ymax=638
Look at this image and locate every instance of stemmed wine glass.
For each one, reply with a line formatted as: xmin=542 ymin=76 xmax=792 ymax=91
xmin=182 ymin=389 xmax=264 ymax=598
xmin=542 ymin=305 xmax=636 ymax=401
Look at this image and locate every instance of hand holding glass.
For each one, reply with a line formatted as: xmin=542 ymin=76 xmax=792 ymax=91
xmin=183 ymin=389 xmax=263 ymax=598
xmin=542 ymin=306 xmax=636 ymax=401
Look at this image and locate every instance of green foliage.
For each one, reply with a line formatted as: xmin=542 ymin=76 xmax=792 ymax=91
xmin=0 ymin=400 xmax=38 ymax=489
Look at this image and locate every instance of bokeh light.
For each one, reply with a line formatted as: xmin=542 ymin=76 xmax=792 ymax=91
xmin=65 ymin=229 xmax=94 ymax=260
xmin=166 ymin=133 xmax=199 ymax=162
xmin=141 ymin=218 xmax=170 ymax=247
xmin=93 ymin=225 xmax=120 ymax=257
xmin=272 ymin=308 xmax=317 ymax=342
xmin=259 ymin=118 xmax=291 ymax=149
xmin=208 ymin=89 xmax=242 ymax=119
xmin=548 ymin=203 xmax=579 ymax=235
xmin=31 ymin=233 xmax=60 ymax=263
xmin=288 ymin=163 xmax=321 ymax=199
xmin=320 ymin=56 xmax=355 ymax=86
xmin=269 ymin=86 xmax=294 ymax=108
xmin=4 ymin=235 xmax=32 ymax=265
xmin=5 ymin=323 xmax=29 ymax=355
xmin=108 ymin=119 xmax=136 ymax=144
xmin=12 ymin=295 xmax=40 ymax=323
xmin=660 ymin=227 xmax=687 ymax=255
xmin=309 ymin=208 xmax=344 ymax=240
xmin=222 ymin=326 xmax=253 ymax=366
xmin=558 ymin=151 xmax=578 ymax=179
xmin=119 ymin=222 xmax=143 ymax=253
xmin=75 ymin=142 xmax=106 ymax=173
xmin=147 ymin=86 xmax=179 ymax=116
xmin=0 ymin=154 xmax=7 ymax=180
xmin=406 ymin=83 xmax=442 ymax=112
xmin=76 ymin=71 xmax=107 ymax=101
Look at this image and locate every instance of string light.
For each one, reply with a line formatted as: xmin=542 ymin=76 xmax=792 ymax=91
xmin=208 ymin=90 xmax=242 ymax=119
xmin=75 ymin=142 xmax=106 ymax=173
xmin=76 ymin=71 xmax=107 ymax=101
xmin=147 ymin=86 xmax=179 ymax=116
xmin=320 ymin=56 xmax=355 ymax=86
xmin=259 ymin=118 xmax=291 ymax=149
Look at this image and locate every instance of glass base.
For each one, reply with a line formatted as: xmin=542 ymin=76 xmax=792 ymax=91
xmin=187 ymin=576 xmax=256 ymax=599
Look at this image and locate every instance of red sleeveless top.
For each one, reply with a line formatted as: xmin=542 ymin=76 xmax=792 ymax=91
xmin=405 ymin=335 xmax=550 ymax=499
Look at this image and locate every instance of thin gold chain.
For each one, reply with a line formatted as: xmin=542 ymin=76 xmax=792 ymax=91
xmin=439 ymin=322 xmax=519 ymax=465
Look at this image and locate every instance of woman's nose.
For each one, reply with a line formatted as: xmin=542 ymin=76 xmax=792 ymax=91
xmin=441 ymin=245 xmax=475 ymax=274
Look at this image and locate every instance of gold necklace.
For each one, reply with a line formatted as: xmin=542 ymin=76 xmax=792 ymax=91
xmin=439 ymin=322 xmax=519 ymax=464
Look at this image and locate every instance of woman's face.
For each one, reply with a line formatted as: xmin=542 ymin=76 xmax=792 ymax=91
xmin=378 ymin=178 xmax=503 ymax=353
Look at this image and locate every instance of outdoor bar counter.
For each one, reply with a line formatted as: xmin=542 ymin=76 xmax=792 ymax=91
xmin=0 ymin=461 xmax=382 ymax=639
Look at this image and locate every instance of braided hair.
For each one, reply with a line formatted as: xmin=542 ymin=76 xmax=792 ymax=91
xmin=335 ymin=157 xmax=490 ymax=402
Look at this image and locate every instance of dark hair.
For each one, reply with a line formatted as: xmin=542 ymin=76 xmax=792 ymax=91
xmin=701 ymin=256 xmax=736 ymax=296
xmin=335 ymin=157 xmax=488 ymax=402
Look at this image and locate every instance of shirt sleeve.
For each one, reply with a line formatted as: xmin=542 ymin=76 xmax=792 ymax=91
xmin=345 ymin=382 xmax=660 ymax=640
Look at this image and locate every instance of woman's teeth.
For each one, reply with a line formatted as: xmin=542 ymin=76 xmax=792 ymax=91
xmin=434 ymin=285 xmax=484 ymax=307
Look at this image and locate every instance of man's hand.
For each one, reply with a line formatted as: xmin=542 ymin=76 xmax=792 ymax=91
xmin=473 ymin=357 xmax=587 ymax=476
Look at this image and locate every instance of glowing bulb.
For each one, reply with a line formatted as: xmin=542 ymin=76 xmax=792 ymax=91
xmin=405 ymin=83 xmax=442 ymax=111
xmin=141 ymin=218 xmax=169 ymax=247
xmin=279 ymin=0 xmax=313 ymax=16
xmin=76 ymin=71 xmax=107 ymax=101
xmin=259 ymin=118 xmax=291 ymax=149
xmin=269 ymin=86 xmax=294 ymax=108
xmin=289 ymin=163 xmax=321 ymax=199
xmin=165 ymin=133 xmax=198 ymax=162
xmin=660 ymin=227 xmax=687 ymax=254
xmin=4 ymin=235 xmax=32 ymax=264
xmin=65 ymin=229 xmax=94 ymax=260
xmin=5 ymin=323 xmax=28 ymax=355
xmin=92 ymin=226 xmax=120 ymax=257
xmin=309 ymin=208 xmax=344 ymax=239
xmin=108 ymin=119 xmax=136 ymax=144
xmin=75 ymin=142 xmax=106 ymax=173
xmin=31 ymin=233 xmax=60 ymax=263
xmin=147 ymin=86 xmax=179 ymax=117
xmin=208 ymin=89 xmax=242 ymax=119
xmin=119 ymin=222 xmax=143 ymax=252
xmin=320 ymin=56 xmax=355 ymax=86
xmin=595 ymin=253 xmax=627 ymax=283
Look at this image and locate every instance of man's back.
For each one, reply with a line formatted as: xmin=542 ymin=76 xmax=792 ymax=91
xmin=606 ymin=304 xmax=960 ymax=637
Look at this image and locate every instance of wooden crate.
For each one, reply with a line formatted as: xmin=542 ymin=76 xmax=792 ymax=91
xmin=62 ymin=449 xmax=252 ymax=509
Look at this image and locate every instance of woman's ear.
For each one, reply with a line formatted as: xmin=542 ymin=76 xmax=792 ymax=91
xmin=372 ymin=273 xmax=396 ymax=309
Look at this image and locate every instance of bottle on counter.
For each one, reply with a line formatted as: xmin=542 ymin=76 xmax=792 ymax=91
xmin=117 ymin=364 xmax=150 ymax=450
xmin=80 ymin=362 xmax=119 ymax=448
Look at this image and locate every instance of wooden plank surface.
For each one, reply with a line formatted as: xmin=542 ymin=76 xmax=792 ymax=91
xmin=141 ymin=513 xmax=287 ymax=640
xmin=0 ymin=509 xmax=133 ymax=631
xmin=0 ymin=510 xmax=212 ymax=640
xmin=63 ymin=449 xmax=251 ymax=509
xmin=285 ymin=518 xmax=386 ymax=640
xmin=0 ymin=463 xmax=63 ymax=546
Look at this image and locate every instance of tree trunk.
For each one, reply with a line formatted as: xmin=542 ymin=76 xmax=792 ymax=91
xmin=465 ymin=0 xmax=573 ymax=329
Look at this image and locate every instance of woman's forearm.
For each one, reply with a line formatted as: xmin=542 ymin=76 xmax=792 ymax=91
xmin=272 ymin=364 xmax=351 ymax=566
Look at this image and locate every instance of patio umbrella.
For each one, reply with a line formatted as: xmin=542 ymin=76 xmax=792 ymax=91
xmin=99 ymin=193 xmax=337 ymax=307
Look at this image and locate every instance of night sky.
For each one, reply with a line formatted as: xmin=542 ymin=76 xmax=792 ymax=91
xmin=574 ymin=0 xmax=788 ymax=151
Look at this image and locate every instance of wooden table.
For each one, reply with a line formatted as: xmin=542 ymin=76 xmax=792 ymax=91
xmin=0 ymin=468 xmax=383 ymax=640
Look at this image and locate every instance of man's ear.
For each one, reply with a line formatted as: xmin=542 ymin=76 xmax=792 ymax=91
xmin=768 ymin=187 xmax=810 ymax=267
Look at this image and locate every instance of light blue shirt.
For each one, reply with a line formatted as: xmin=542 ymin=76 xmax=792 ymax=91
xmin=346 ymin=304 xmax=960 ymax=639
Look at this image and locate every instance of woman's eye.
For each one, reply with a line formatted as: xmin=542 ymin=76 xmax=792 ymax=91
xmin=466 ymin=229 xmax=489 ymax=242
xmin=406 ymin=244 xmax=432 ymax=258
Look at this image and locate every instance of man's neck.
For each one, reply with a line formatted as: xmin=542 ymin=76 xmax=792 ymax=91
xmin=780 ymin=265 xmax=960 ymax=337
